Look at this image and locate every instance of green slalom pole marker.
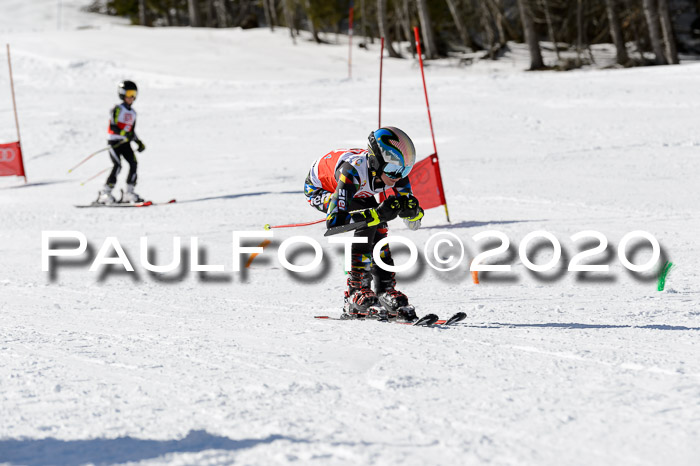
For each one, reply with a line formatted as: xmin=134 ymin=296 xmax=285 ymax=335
xmin=657 ymin=261 xmax=674 ymax=291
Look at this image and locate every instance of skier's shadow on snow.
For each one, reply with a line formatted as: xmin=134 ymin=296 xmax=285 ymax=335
xmin=465 ymin=322 xmax=700 ymax=331
xmin=0 ymin=179 xmax=72 ymax=190
xmin=178 ymin=191 xmax=299 ymax=204
xmin=420 ymin=219 xmax=544 ymax=230
xmin=0 ymin=430 xmax=304 ymax=466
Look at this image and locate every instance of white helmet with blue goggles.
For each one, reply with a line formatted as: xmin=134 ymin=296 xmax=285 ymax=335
xmin=367 ymin=126 xmax=416 ymax=179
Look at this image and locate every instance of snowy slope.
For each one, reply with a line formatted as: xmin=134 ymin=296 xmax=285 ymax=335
xmin=1 ymin=2 xmax=699 ymax=465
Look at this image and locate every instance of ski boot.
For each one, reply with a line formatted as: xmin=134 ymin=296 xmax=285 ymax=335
xmin=121 ymin=183 xmax=144 ymax=203
xmin=376 ymin=274 xmax=417 ymax=322
xmin=97 ymin=184 xmax=116 ymax=205
xmin=342 ymin=270 xmax=385 ymax=320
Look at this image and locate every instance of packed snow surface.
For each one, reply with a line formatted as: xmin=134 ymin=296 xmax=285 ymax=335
xmin=1 ymin=1 xmax=699 ymax=465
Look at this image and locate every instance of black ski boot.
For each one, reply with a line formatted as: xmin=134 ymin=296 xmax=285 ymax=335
xmin=375 ymin=273 xmax=417 ymax=322
xmin=343 ymin=270 xmax=385 ymax=320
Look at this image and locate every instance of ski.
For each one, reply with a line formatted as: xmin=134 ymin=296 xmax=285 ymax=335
xmin=438 ymin=312 xmax=467 ymax=326
xmin=75 ymin=199 xmax=176 ymax=208
xmin=314 ymin=312 xmax=465 ymax=327
xmin=324 ymin=220 xmax=367 ymax=236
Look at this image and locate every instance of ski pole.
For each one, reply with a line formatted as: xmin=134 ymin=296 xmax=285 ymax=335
xmin=80 ymin=167 xmax=110 ymax=186
xmin=264 ymin=218 xmax=325 ymax=230
xmin=68 ymin=140 xmax=125 ymax=173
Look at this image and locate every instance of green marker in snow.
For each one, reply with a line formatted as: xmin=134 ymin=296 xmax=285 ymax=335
xmin=657 ymin=261 xmax=673 ymax=291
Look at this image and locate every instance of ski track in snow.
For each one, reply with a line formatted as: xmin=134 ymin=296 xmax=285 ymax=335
xmin=1 ymin=1 xmax=700 ymax=465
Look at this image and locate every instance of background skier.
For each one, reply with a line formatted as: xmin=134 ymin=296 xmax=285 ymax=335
xmin=97 ymin=80 xmax=146 ymax=204
xmin=304 ymin=126 xmax=424 ymax=321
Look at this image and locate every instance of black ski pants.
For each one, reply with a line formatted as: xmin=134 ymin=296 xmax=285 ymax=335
xmin=106 ymin=141 xmax=137 ymax=187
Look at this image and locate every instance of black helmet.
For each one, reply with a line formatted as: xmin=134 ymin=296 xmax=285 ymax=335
xmin=118 ymin=80 xmax=138 ymax=101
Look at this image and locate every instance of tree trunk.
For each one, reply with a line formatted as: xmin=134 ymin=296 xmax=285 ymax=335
xmin=395 ymin=0 xmax=414 ymax=56
xmin=282 ymin=0 xmax=296 ymax=44
xmin=642 ymin=0 xmax=668 ymax=64
xmin=415 ymin=0 xmax=437 ymax=58
xmin=516 ymin=0 xmax=544 ymax=69
xmin=214 ymin=0 xmax=228 ymax=28
xmin=404 ymin=0 xmax=415 ymax=56
xmin=378 ymin=0 xmax=401 ymax=57
xmin=487 ymin=0 xmax=507 ymax=46
xmin=604 ymin=0 xmax=629 ymax=65
xmin=263 ymin=0 xmax=274 ymax=31
xmin=657 ymin=0 xmax=679 ymax=63
xmin=205 ymin=0 xmax=215 ymax=27
xmin=360 ymin=0 xmax=368 ymax=46
xmin=269 ymin=0 xmax=279 ymax=27
xmin=138 ymin=0 xmax=147 ymax=25
xmin=576 ymin=0 xmax=583 ymax=66
xmin=541 ymin=0 xmax=560 ymax=61
xmin=480 ymin=1 xmax=496 ymax=58
xmin=445 ymin=0 xmax=472 ymax=50
xmin=188 ymin=0 xmax=201 ymax=27
xmin=304 ymin=0 xmax=321 ymax=43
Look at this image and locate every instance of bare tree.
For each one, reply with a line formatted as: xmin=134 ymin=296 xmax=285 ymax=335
xmin=395 ymin=0 xmax=415 ymax=56
xmin=269 ymin=0 xmax=279 ymax=27
xmin=642 ymin=0 xmax=668 ymax=64
xmin=480 ymin=0 xmax=496 ymax=57
xmin=416 ymin=0 xmax=438 ymax=58
xmin=487 ymin=0 xmax=508 ymax=49
xmin=282 ymin=0 xmax=297 ymax=44
xmin=657 ymin=0 xmax=679 ymax=63
xmin=541 ymin=0 xmax=560 ymax=61
xmin=445 ymin=0 xmax=472 ymax=50
xmin=188 ymin=0 xmax=202 ymax=27
xmin=517 ymin=0 xmax=544 ymax=69
xmin=138 ymin=0 xmax=147 ymax=25
xmin=214 ymin=0 xmax=228 ymax=28
xmin=604 ymin=0 xmax=629 ymax=65
xmin=378 ymin=0 xmax=401 ymax=57
xmin=263 ymin=0 xmax=274 ymax=31
xmin=302 ymin=0 xmax=321 ymax=43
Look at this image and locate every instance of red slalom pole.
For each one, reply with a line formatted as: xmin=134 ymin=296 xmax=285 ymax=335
xmin=348 ymin=4 xmax=354 ymax=79
xmin=264 ymin=218 xmax=326 ymax=230
xmin=379 ymin=36 xmax=384 ymax=128
xmin=7 ymin=44 xmax=26 ymax=183
xmin=413 ymin=26 xmax=450 ymax=222
xmin=413 ymin=26 xmax=437 ymax=155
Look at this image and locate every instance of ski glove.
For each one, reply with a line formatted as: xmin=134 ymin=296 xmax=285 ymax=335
xmin=136 ymin=140 xmax=146 ymax=152
xmin=399 ymin=195 xmax=424 ymax=231
xmin=398 ymin=195 xmax=421 ymax=218
xmin=376 ymin=196 xmax=402 ymax=223
xmin=350 ymin=196 xmax=402 ymax=227
xmin=403 ymin=208 xmax=424 ymax=230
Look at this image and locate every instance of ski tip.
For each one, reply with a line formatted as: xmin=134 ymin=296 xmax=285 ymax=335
xmin=264 ymin=224 xmax=271 ymax=231
xmin=413 ymin=313 xmax=439 ymax=326
xmin=444 ymin=312 xmax=467 ymax=326
xmin=167 ymin=199 xmax=176 ymax=204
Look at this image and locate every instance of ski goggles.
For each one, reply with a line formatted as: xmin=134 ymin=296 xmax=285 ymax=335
xmin=382 ymin=162 xmax=412 ymax=179
xmin=124 ymin=90 xmax=137 ymax=99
